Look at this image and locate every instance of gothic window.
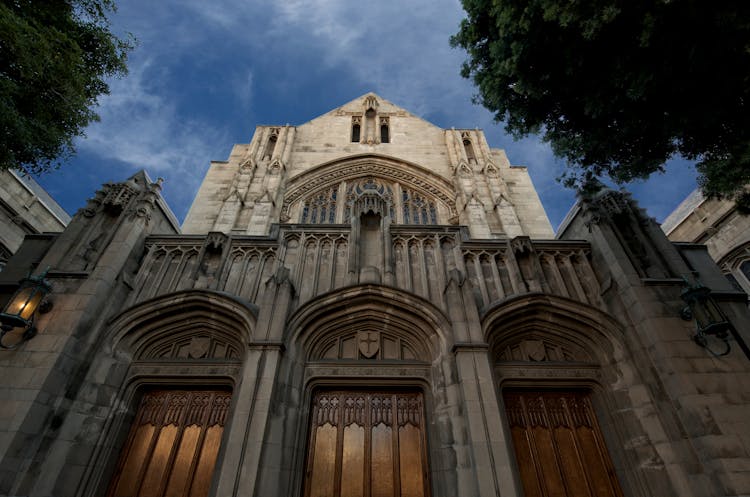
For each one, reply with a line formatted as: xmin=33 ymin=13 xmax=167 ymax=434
xmin=295 ymin=177 xmax=442 ymax=225
xmin=301 ymin=187 xmax=338 ymax=224
xmin=402 ymin=188 xmax=437 ymax=225
xmin=380 ymin=117 xmax=390 ymax=143
xmin=351 ymin=117 xmax=361 ymax=143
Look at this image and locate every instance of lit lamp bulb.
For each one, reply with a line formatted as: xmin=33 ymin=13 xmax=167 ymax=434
xmin=0 ymin=270 xmax=52 ymax=349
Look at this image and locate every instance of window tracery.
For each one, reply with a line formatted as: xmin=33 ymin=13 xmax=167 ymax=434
xmin=344 ymin=177 xmax=394 ymax=223
xmin=296 ymin=177 xmax=440 ymax=225
xmin=402 ymin=188 xmax=437 ymax=225
xmin=301 ymin=186 xmax=338 ymax=224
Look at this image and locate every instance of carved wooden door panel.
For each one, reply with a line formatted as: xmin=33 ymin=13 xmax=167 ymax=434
xmin=106 ymin=389 xmax=231 ymax=497
xmin=503 ymin=390 xmax=624 ymax=497
xmin=304 ymin=390 xmax=430 ymax=497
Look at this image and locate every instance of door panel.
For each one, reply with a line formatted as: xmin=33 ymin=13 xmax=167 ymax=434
xmin=107 ymin=390 xmax=231 ymax=497
xmin=304 ymin=390 xmax=430 ymax=497
xmin=504 ymin=390 xmax=623 ymax=497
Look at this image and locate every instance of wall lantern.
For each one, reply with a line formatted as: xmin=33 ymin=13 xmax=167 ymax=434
xmin=0 ymin=269 xmax=52 ymax=349
xmin=680 ymin=282 xmax=732 ymax=356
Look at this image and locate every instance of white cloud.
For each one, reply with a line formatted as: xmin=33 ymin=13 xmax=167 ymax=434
xmin=231 ymin=68 xmax=254 ymax=108
xmin=76 ymin=56 xmax=228 ymax=209
xmin=67 ymin=0 xmax=695 ymax=224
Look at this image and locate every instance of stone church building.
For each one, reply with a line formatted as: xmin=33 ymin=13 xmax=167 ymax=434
xmin=2 ymin=94 xmax=750 ymax=497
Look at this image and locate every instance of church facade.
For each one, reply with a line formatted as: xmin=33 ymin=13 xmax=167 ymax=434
xmin=2 ymin=94 xmax=750 ymax=497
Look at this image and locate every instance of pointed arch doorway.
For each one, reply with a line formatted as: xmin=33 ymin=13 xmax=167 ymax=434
xmin=303 ymin=389 xmax=431 ymax=497
xmin=503 ymin=390 xmax=624 ymax=497
xmin=106 ymin=389 xmax=231 ymax=497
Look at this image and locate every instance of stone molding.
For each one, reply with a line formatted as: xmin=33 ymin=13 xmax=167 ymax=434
xmin=287 ymin=284 xmax=453 ymax=363
xmin=281 ymin=154 xmax=457 ymax=219
xmin=108 ymin=289 xmax=258 ymax=356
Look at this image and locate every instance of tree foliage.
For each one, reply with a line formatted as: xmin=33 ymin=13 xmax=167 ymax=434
xmin=451 ymin=0 xmax=750 ymax=210
xmin=0 ymin=0 xmax=131 ymax=174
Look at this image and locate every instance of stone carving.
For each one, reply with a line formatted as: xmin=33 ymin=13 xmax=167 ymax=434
xmin=205 ymin=232 xmax=228 ymax=253
xmin=102 ymin=182 xmax=137 ymax=215
xmin=496 ymin=366 xmax=601 ymax=380
xmin=314 ymin=330 xmax=424 ymax=361
xmin=141 ymin=333 xmax=241 ymax=360
xmin=186 ymin=336 xmax=210 ymax=358
xmin=282 ymin=160 xmax=456 ymax=218
xmin=128 ymin=364 xmax=242 ymax=379
xmin=496 ymin=336 xmax=593 ymax=363
xmin=358 ymin=331 xmax=380 ymax=358
xmin=522 ymin=339 xmax=546 ymax=361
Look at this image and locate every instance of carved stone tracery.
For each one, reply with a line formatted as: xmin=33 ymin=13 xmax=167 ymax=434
xmin=282 ymin=157 xmax=456 ymax=221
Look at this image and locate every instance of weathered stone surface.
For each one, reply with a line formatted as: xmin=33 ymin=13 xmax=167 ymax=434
xmin=1 ymin=95 xmax=750 ymax=497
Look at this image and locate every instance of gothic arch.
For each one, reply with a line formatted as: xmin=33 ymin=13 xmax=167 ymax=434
xmin=281 ymin=154 xmax=457 ymax=222
xmin=481 ymin=296 xmax=656 ymax=497
xmin=108 ymin=289 xmax=258 ymax=359
xmin=482 ymin=293 xmax=626 ymax=369
xmin=286 ymin=284 xmax=452 ymax=363
xmin=73 ymin=290 xmax=259 ymax=497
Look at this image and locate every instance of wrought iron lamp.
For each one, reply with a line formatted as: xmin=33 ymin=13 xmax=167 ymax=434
xmin=681 ymin=281 xmax=732 ymax=356
xmin=0 ymin=269 xmax=52 ymax=349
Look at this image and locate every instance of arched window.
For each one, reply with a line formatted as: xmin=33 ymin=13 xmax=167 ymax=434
xmin=402 ymin=188 xmax=437 ymax=225
xmin=296 ymin=178 xmax=442 ymax=226
xmin=380 ymin=117 xmax=390 ymax=143
xmin=301 ymin=186 xmax=338 ymax=224
xmin=351 ymin=117 xmax=361 ymax=142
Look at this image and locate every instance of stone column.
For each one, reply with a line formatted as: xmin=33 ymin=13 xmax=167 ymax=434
xmin=213 ymin=267 xmax=294 ymax=497
xmin=452 ymin=344 xmax=522 ymax=497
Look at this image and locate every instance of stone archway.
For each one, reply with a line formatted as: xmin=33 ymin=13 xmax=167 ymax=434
xmin=77 ymin=289 xmax=257 ymax=497
xmin=483 ymin=294 xmax=644 ymax=497
xmin=254 ymin=285 xmax=468 ymax=497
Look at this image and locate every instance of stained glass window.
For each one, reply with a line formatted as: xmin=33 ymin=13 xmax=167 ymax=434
xmin=300 ymin=179 xmax=438 ymax=225
xmin=402 ymin=188 xmax=437 ymax=225
xmin=301 ymin=186 xmax=338 ymax=224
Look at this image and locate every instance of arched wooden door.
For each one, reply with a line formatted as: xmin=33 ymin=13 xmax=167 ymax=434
xmin=503 ymin=390 xmax=624 ymax=497
xmin=303 ymin=390 xmax=431 ymax=497
xmin=106 ymin=389 xmax=231 ymax=497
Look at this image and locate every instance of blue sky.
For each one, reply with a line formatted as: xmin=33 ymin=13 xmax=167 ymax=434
xmin=33 ymin=0 xmax=698 ymax=230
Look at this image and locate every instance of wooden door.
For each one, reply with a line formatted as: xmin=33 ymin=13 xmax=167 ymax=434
xmin=303 ymin=390 xmax=430 ymax=497
xmin=503 ymin=390 xmax=624 ymax=497
xmin=106 ymin=389 xmax=231 ymax=497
